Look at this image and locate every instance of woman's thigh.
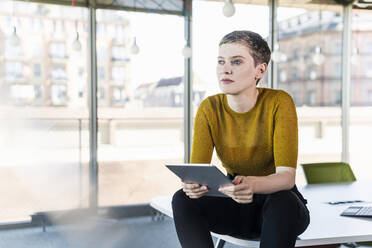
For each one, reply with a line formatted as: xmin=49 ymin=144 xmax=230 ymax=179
xmin=172 ymin=189 xmax=262 ymax=237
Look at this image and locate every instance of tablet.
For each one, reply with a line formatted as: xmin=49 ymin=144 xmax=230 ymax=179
xmin=165 ymin=163 xmax=233 ymax=198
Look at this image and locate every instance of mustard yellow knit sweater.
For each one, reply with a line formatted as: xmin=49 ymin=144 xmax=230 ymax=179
xmin=190 ymin=87 xmax=298 ymax=176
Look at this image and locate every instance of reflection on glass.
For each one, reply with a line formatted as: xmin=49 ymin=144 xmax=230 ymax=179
xmin=0 ymin=1 xmax=89 ymax=223
xmin=97 ymin=9 xmax=185 ymax=206
xmin=276 ymin=6 xmax=344 ymax=184
xmin=350 ymin=11 xmax=372 ymax=181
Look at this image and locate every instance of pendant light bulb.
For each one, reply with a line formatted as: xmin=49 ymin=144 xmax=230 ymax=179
xmin=223 ymin=0 xmax=235 ymax=18
xmin=312 ymin=46 xmax=325 ymax=65
xmin=10 ymin=26 xmax=20 ymax=47
xmin=182 ymin=45 xmax=192 ymax=58
xmin=131 ymin=37 xmax=140 ymax=55
xmin=72 ymin=32 xmax=82 ymax=51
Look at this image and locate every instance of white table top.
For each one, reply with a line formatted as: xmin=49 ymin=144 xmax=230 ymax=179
xmin=150 ymin=181 xmax=372 ymax=247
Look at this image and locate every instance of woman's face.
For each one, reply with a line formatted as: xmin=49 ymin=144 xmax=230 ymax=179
xmin=217 ymin=42 xmax=264 ymax=95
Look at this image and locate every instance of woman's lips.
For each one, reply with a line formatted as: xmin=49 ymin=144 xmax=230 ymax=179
xmin=221 ymin=79 xmax=234 ymax=84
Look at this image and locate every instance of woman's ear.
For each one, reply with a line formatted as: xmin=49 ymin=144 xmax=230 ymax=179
xmin=256 ymin=63 xmax=267 ymax=79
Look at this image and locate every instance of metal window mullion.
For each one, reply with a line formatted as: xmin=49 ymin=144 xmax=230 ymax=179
xmin=88 ymin=3 xmax=98 ymax=210
xmin=341 ymin=4 xmax=352 ymax=163
xmin=183 ymin=0 xmax=192 ymax=163
xmin=268 ymin=0 xmax=278 ymax=89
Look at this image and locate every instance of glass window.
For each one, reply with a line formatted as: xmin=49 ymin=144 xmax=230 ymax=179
xmin=50 ymin=64 xmax=67 ymax=81
xmin=277 ymin=6 xmax=343 ymax=185
xmin=33 ymin=64 xmax=41 ymax=77
xmin=333 ymin=62 xmax=342 ymax=77
xmin=10 ymin=84 xmax=36 ymax=102
xmin=333 ymin=41 xmax=342 ymax=54
xmin=98 ymin=66 xmax=105 ymax=80
xmin=111 ymin=66 xmax=125 ymax=82
xmin=350 ymin=12 xmax=372 ymax=181
xmin=368 ymin=90 xmax=372 ymax=103
xmin=49 ymin=42 xmax=67 ymax=59
xmin=307 ymin=67 xmax=317 ymax=80
xmin=307 ymin=90 xmax=317 ymax=106
xmin=98 ymin=87 xmax=105 ymax=100
xmin=97 ymin=45 xmax=106 ymax=60
xmin=51 ymin=84 xmax=67 ymax=105
xmin=5 ymin=61 xmax=23 ymax=79
xmin=4 ymin=40 xmax=22 ymax=58
xmin=111 ymin=45 xmax=126 ymax=61
xmin=111 ymin=86 xmax=126 ymax=105
xmin=97 ymin=9 xmax=184 ymax=206
xmin=291 ymin=67 xmax=300 ymax=81
xmin=279 ymin=70 xmax=287 ymax=82
xmin=366 ymin=41 xmax=372 ymax=53
xmin=0 ymin=2 xmax=89 ymax=224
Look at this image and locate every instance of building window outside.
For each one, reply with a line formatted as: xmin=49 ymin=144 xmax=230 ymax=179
xmin=50 ymin=42 xmax=67 ymax=59
xmin=34 ymin=64 xmax=41 ymax=77
xmin=51 ymin=84 xmax=67 ymax=105
xmin=97 ymin=46 xmax=106 ymax=60
xmin=365 ymin=42 xmax=372 ymax=53
xmin=98 ymin=66 xmax=105 ymax=80
xmin=331 ymin=90 xmax=341 ymax=105
xmin=111 ymin=66 xmax=125 ymax=82
xmin=334 ymin=62 xmax=342 ymax=77
xmin=292 ymin=48 xmax=300 ymax=60
xmin=368 ymin=90 xmax=372 ymax=103
xmin=307 ymin=67 xmax=317 ymax=80
xmin=10 ymin=84 xmax=36 ymax=102
xmin=307 ymin=90 xmax=317 ymax=106
xmin=98 ymin=87 xmax=105 ymax=100
xmin=112 ymin=87 xmax=126 ymax=104
xmin=5 ymin=62 xmax=23 ymax=79
xmin=333 ymin=41 xmax=342 ymax=54
xmin=50 ymin=65 xmax=67 ymax=81
xmin=78 ymin=67 xmax=84 ymax=78
xmin=4 ymin=40 xmax=22 ymax=58
xmin=279 ymin=70 xmax=287 ymax=82
xmin=291 ymin=68 xmax=300 ymax=81
xmin=111 ymin=46 xmax=126 ymax=61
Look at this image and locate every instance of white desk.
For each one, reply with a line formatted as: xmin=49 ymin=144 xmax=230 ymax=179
xmin=150 ymin=182 xmax=372 ymax=247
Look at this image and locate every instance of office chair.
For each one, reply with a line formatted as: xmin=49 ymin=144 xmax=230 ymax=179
xmin=301 ymin=162 xmax=372 ymax=247
xmin=301 ymin=162 xmax=356 ymax=184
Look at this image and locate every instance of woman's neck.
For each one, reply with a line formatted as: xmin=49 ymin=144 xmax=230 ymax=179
xmin=226 ymin=87 xmax=259 ymax=113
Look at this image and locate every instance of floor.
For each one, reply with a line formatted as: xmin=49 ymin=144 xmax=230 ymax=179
xmin=0 ymin=216 xmax=248 ymax=248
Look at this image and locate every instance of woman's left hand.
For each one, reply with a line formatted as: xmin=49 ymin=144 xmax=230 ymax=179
xmin=218 ymin=176 xmax=256 ymax=204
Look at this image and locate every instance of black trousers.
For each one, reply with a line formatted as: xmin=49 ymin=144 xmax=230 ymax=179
xmin=172 ymin=185 xmax=310 ymax=248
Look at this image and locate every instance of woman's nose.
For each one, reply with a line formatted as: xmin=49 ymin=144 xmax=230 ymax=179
xmin=222 ymin=64 xmax=232 ymax=74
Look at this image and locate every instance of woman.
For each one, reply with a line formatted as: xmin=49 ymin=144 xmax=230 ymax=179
xmin=171 ymin=30 xmax=310 ymax=248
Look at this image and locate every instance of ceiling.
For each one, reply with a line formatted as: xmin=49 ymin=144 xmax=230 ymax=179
xmin=15 ymin=0 xmax=372 ymax=15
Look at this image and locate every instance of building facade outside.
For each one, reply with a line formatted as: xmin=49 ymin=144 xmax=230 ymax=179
xmin=277 ymin=11 xmax=372 ymax=107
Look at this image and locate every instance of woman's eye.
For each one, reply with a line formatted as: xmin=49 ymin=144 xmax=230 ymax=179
xmin=218 ymin=60 xmax=225 ymax=65
xmin=232 ymin=60 xmax=241 ymax=65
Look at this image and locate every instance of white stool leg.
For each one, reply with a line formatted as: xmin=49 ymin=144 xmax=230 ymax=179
xmin=215 ymin=238 xmax=226 ymax=248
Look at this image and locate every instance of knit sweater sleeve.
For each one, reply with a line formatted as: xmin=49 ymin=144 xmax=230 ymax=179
xmin=273 ymin=91 xmax=298 ymax=168
xmin=190 ymin=100 xmax=214 ymax=164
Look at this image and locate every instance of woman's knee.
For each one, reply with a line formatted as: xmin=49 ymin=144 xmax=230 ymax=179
xmin=263 ymin=190 xmax=310 ymax=232
xmin=263 ymin=190 xmax=300 ymax=216
xmin=172 ymin=189 xmax=192 ymax=210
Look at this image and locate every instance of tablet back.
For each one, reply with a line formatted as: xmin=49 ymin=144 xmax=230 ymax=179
xmin=165 ymin=163 xmax=233 ymax=197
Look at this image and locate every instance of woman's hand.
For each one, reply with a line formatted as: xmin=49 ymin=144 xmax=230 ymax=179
xmin=182 ymin=182 xmax=209 ymax=199
xmin=218 ymin=176 xmax=256 ymax=204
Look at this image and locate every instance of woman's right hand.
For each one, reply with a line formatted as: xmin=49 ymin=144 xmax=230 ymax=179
xmin=182 ymin=182 xmax=209 ymax=199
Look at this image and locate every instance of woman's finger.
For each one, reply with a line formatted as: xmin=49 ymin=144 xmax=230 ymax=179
xmin=186 ymin=189 xmax=209 ymax=198
xmin=184 ymin=185 xmax=208 ymax=194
